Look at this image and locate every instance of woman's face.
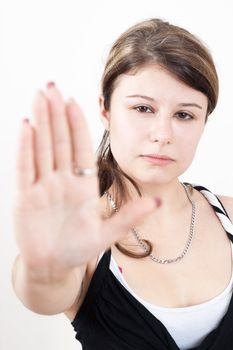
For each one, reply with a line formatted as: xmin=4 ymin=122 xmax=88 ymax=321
xmin=100 ymin=65 xmax=208 ymax=186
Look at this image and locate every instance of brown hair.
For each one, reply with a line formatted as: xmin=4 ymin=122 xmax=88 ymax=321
xmin=97 ymin=18 xmax=219 ymax=258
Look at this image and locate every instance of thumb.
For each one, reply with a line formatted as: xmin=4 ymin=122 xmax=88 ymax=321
xmin=102 ymin=196 xmax=161 ymax=246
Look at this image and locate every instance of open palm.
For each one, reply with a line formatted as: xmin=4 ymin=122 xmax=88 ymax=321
xmin=14 ymin=84 xmax=156 ymax=272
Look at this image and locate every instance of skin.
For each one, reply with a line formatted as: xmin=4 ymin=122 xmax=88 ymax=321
xmin=12 ymin=64 xmax=233 ymax=321
xmin=100 ymin=65 xmax=207 ymax=198
xmin=97 ymin=64 xmax=233 ymax=309
xmin=12 ymin=82 xmax=157 ymax=317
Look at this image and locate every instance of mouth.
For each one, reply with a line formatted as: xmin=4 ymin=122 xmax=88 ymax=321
xmin=141 ymin=154 xmax=174 ymax=161
xmin=140 ymin=154 xmax=175 ymax=165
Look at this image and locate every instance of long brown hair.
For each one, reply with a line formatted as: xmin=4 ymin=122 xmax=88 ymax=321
xmin=97 ymin=18 xmax=219 ymax=258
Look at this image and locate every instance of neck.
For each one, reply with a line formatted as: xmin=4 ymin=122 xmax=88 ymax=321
xmin=106 ymin=179 xmax=195 ymax=246
xmin=118 ymin=179 xmax=191 ymax=214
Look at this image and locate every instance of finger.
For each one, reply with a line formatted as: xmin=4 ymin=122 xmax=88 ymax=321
xmin=66 ymin=98 xmax=95 ymax=170
xmin=16 ymin=119 xmax=35 ymax=190
xmin=102 ymin=197 xmax=161 ymax=247
xmin=45 ymin=84 xmax=72 ymax=171
xmin=33 ymin=91 xmax=54 ymax=178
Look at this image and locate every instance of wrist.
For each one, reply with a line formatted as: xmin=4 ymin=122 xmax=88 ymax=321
xmin=14 ymin=255 xmax=73 ymax=286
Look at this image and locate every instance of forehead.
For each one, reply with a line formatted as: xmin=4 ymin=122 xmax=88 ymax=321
xmin=112 ymin=64 xmax=208 ymax=107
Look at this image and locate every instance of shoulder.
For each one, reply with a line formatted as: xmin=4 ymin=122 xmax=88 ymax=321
xmin=216 ymin=194 xmax=233 ymax=222
xmin=192 ymin=184 xmax=233 ymax=222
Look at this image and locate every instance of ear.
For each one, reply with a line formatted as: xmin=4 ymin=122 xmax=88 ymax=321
xmin=99 ymin=95 xmax=110 ymax=130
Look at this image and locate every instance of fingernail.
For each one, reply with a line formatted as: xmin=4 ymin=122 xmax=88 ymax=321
xmin=154 ymin=197 xmax=162 ymax=207
xmin=47 ymin=81 xmax=55 ymax=89
xmin=23 ymin=118 xmax=30 ymax=124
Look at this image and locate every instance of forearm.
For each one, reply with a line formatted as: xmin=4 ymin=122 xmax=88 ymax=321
xmin=12 ymin=255 xmax=85 ymax=315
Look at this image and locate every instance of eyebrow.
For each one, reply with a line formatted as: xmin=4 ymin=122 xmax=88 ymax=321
xmin=126 ymin=94 xmax=203 ymax=110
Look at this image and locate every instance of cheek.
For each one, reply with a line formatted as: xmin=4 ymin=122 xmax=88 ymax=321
xmin=177 ymin=129 xmax=203 ymax=164
xmin=110 ymin=111 xmax=145 ymax=148
xmin=109 ymin=114 xmax=147 ymax=168
xmin=110 ymin=125 xmax=139 ymax=160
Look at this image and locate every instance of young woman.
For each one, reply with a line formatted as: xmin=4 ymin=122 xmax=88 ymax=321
xmin=12 ymin=18 xmax=233 ymax=349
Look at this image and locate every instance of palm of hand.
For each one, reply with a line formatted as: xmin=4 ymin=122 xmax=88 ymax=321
xmin=14 ymin=84 xmax=156 ymax=272
xmin=14 ymin=171 xmax=102 ymax=269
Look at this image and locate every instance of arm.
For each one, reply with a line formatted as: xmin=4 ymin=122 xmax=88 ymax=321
xmin=12 ymin=84 xmax=157 ymax=316
xmin=12 ymin=255 xmax=86 ymax=315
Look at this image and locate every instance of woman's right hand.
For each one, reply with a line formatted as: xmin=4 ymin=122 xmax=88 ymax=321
xmin=14 ymin=83 xmax=157 ymax=273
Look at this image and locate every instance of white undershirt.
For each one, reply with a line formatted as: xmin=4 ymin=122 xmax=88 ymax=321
xmin=109 ymin=243 xmax=233 ymax=349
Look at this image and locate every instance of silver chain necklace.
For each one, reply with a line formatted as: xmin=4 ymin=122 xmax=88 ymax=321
xmin=104 ymin=183 xmax=196 ymax=264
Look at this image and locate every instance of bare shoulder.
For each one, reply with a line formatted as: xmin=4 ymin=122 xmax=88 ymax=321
xmin=216 ymin=194 xmax=233 ymax=222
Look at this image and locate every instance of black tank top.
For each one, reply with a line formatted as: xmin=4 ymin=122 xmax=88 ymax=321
xmin=71 ymin=185 xmax=233 ymax=349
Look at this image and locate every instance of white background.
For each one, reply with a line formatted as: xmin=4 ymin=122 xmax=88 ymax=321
xmin=0 ymin=0 xmax=233 ymax=349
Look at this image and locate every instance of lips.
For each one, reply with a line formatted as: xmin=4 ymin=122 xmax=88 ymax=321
xmin=140 ymin=154 xmax=175 ymax=166
xmin=141 ymin=154 xmax=174 ymax=161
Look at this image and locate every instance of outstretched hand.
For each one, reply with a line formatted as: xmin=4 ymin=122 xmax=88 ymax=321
xmin=14 ymin=83 xmax=158 ymax=273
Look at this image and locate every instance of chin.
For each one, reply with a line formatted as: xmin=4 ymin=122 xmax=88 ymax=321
xmin=131 ymin=174 xmax=174 ymax=186
xmin=130 ymin=167 xmax=186 ymax=185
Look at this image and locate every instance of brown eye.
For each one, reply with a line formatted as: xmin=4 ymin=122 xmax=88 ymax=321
xmin=175 ymin=112 xmax=193 ymax=120
xmin=134 ymin=105 xmax=153 ymax=113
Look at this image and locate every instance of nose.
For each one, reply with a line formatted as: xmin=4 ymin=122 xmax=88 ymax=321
xmin=149 ymin=114 xmax=172 ymax=145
